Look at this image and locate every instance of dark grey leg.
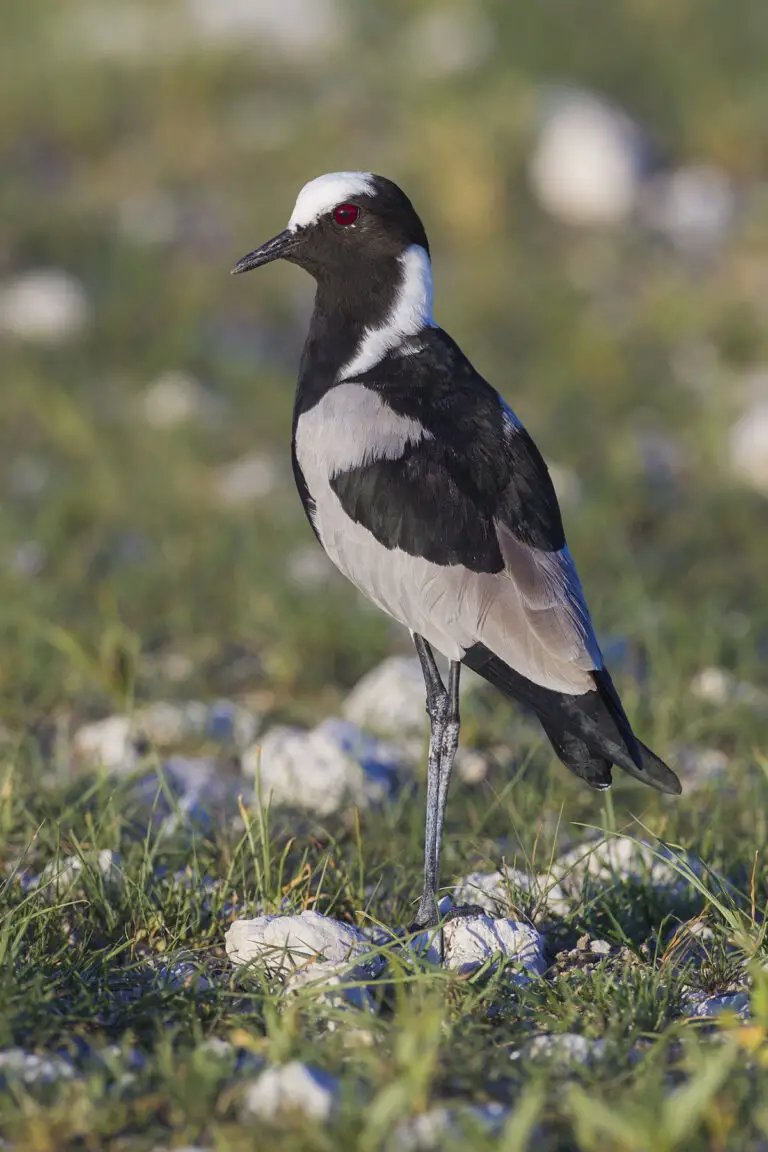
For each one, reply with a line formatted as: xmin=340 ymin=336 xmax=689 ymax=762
xmin=412 ymin=634 xmax=449 ymax=929
xmin=433 ymin=660 xmax=461 ymax=882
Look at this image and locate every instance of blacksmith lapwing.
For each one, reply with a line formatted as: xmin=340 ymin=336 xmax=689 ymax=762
xmin=232 ymin=172 xmax=681 ymax=929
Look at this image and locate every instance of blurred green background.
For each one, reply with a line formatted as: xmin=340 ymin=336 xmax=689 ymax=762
xmin=1 ymin=0 xmax=767 ymax=746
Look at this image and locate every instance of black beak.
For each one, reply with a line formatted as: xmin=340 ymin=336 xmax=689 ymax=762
xmin=230 ymin=229 xmax=298 ymax=275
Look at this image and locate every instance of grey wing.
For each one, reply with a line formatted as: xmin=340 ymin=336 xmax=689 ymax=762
xmin=471 ymin=402 xmax=604 ymax=692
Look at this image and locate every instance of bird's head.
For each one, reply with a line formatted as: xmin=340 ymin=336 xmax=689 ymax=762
xmin=231 ymin=172 xmax=430 ymax=284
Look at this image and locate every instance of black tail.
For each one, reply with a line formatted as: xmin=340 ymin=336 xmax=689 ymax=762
xmin=462 ymin=643 xmax=681 ymax=796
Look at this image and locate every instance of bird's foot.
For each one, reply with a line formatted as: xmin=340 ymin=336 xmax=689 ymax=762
xmin=408 ymin=898 xmax=486 ymax=933
xmin=442 ymin=902 xmax=486 ymax=921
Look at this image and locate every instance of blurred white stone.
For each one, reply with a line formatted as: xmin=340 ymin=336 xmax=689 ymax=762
xmin=9 ymin=456 xmax=50 ymax=497
xmin=454 ymin=747 xmax=489 ymax=785
xmin=641 ymin=165 xmax=737 ymax=252
xmin=242 ymin=1061 xmax=339 ymax=1122
xmin=684 ymin=991 xmax=750 ymax=1019
xmin=286 ymin=544 xmax=335 ymax=587
xmin=546 ymin=837 xmax=706 ymax=914
xmin=0 ymin=1049 xmax=76 ymax=1086
xmin=0 ymin=269 xmax=89 ymax=343
xmin=548 ymin=462 xmax=583 ymax=507
xmin=442 ymin=917 xmax=546 ymax=977
xmin=690 ymin=666 xmax=768 ymax=711
xmin=283 ymin=959 xmax=377 ymax=1016
xmin=225 ymin=910 xmax=375 ymax=974
xmin=34 ymin=849 xmax=120 ymax=896
xmin=674 ymin=745 xmax=729 ymax=790
xmin=185 ymin=0 xmax=342 ymax=59
xmin=404 ymin=5 xmax=492 ymax=78
xmin=9 ymin=541 xmax=46 ymax=577
xmin=394 ymin=1103 xmax=508 ymax=1151
xmin=453 ymin=866 xmax=546 ymax=917
xmin=74 ymin=715 xmax=137 ymax=772
xmin=141 ymin=371 xmax=220 ymax=429
xmin=212 ymin=452 xmax=280 ymax=507
xmin=342 ymin=656 xmax=428 ymax=739
xmin=511 ymin=1032 xmax=606 ymax=1066
xmin=243 ymin=718 xmax=401 ymax=816
xmin=729 ymin=395 xmax=768 ymax=496
xmin=529 ymin=87 xmax=651 ymax=226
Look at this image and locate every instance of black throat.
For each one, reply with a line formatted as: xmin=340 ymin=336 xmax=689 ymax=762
xmin=293 ymin=252 xmax=405 ymax=418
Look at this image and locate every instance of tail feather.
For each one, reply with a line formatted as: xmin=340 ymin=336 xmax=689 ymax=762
xmin=462 ymin=642 xmax=681 ymax=796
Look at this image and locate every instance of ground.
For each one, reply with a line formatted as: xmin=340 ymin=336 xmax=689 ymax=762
xmin=1 ymin=1 xmax=768 ymax=1148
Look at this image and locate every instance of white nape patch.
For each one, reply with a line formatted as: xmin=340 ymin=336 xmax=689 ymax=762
xmin=339 ymin=244 xmax=434 ymax=381
xmin=295 ymin=382 xmax=431 ymax=479
xmin=288 ymin=171 xmax=375 ymax=232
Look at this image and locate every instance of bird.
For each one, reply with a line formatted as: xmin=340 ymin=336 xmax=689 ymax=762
xmin=232 ymin=171 xmax=682 ymax=929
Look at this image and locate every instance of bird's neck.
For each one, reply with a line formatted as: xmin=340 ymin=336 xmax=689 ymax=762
xmin=295 ymin=244 xmax=434 ymax=415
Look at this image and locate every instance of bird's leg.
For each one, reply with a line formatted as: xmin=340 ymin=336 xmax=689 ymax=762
xmin=433 ymin=659 xmax=460 ymax=882
xmin=411 ymin=634 xmax=449 ymax=930
xmin=433 ymin=661 xmax=485 ymax=921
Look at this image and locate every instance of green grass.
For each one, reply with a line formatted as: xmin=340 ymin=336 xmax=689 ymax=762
xmin=2 ymin=0 xmax=768 ymax=1147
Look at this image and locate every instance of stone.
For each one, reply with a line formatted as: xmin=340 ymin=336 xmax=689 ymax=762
xmin=342 ymin=656 xmax=429 ymax=739
xmin=33 ymin=849 xmax=121 ymax=896
xmin=184 ymin=0 xmax=342 ymax=59
xmin=393 ymin=1103 xmax=507 ymax=1150
xmin=683 ymin=991 xmax=750 ymax=1020
xmin=0 ymin=1048 xmax=77 ymax=1086
xmin=242 ymin=718 xmax=401 ymax=817
xmin=225 ymin=910 xmax=377 ymax=976
xmin=141 ymin=370 xmax=221 ymax=429
xmin=441 ymin=917 xmax=546 ymax=978
xmin=641 ymin=165 xmax=737 ymax=253
xmin=453 ymin=866 xmax=541 ymax=917
xmin=510 ymin=1032 xmax=607 ymax=1067
xmin=729 ymin=394 xmax=768 ymax=497
xmin=454 ymin=865 xmax=568 ymax=919
xmin=674 ymin=745 xmax=729 ymax=790
xmin=73 ymin=714 xmax=137 ymax=773
xmin=544 ymin=836 xmax=708 ymax=914
xmin=130 ymin=756 xmax=251 ymax=834
xmin=690 ymin=667 xmax=768 ymax=712
xmin=528 ymin=86 xmax=652 ymax=226
xmin=211 ymin=452 xmax=281 ymax=507
xmin=403 ymin=6 xmax=492 ymax=79
xmin=283 ymin=960 xmax=377 ymax=1016
xmin=0 ymin=269 xmax=89 ymax=342
xmin=241 ymin=1061 xmax=339 ymax=1122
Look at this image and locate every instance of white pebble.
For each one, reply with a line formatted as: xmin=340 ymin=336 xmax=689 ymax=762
xmin=225 ymin=910 xmax=375 ymax=974
xmin=212 ymin=452 xmax=280 ymax=507
xmin=729 ymin=395 xmax=768 ymax=496
xmin=241 ymin=1061 xmax=339 ymax=1122
xmin=684 ymin=991 xmax=750 ymax=1020
xmin=529 ymin=87 xmax=648 ymax=226
xmin=73 ymin=715 xmax=137 ymax=773
xmin=283 ymin=960 xmax=376 ymax=1016
xmin=141 ymin=370 xmax=220 ymax=429
xmin=34 ymin=849 xmax=120 ymax=896
xmin=184 ymin=0 xmax=342 ymax=59
xmin=342 ymin=656 xmax=428 ymax=738
xmin=512 ymin=1032 xmax=606 ymax=1066
xmin=442 ymin=917 xmax=546 ymax=977
xmin=0 ymin=1048 xmax=76 ymax=1086
xmin=0 ymin=269 xmax=89 ymax=342
xmin=242 ymin=718 xmax=400 ymax=816
xmin=403 ymin=5 xmax=492 ymax=78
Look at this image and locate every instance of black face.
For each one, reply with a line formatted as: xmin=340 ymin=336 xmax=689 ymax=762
xmin=231 ymin=175 xmax=430 ymax=284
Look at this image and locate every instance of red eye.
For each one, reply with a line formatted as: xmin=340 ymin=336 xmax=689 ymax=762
xmin=333 ymin=202 xmax=360 ymax=226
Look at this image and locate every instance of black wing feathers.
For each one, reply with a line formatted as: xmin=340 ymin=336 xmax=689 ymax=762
xmin=330 ymin=329 xmax=565 ymax=568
